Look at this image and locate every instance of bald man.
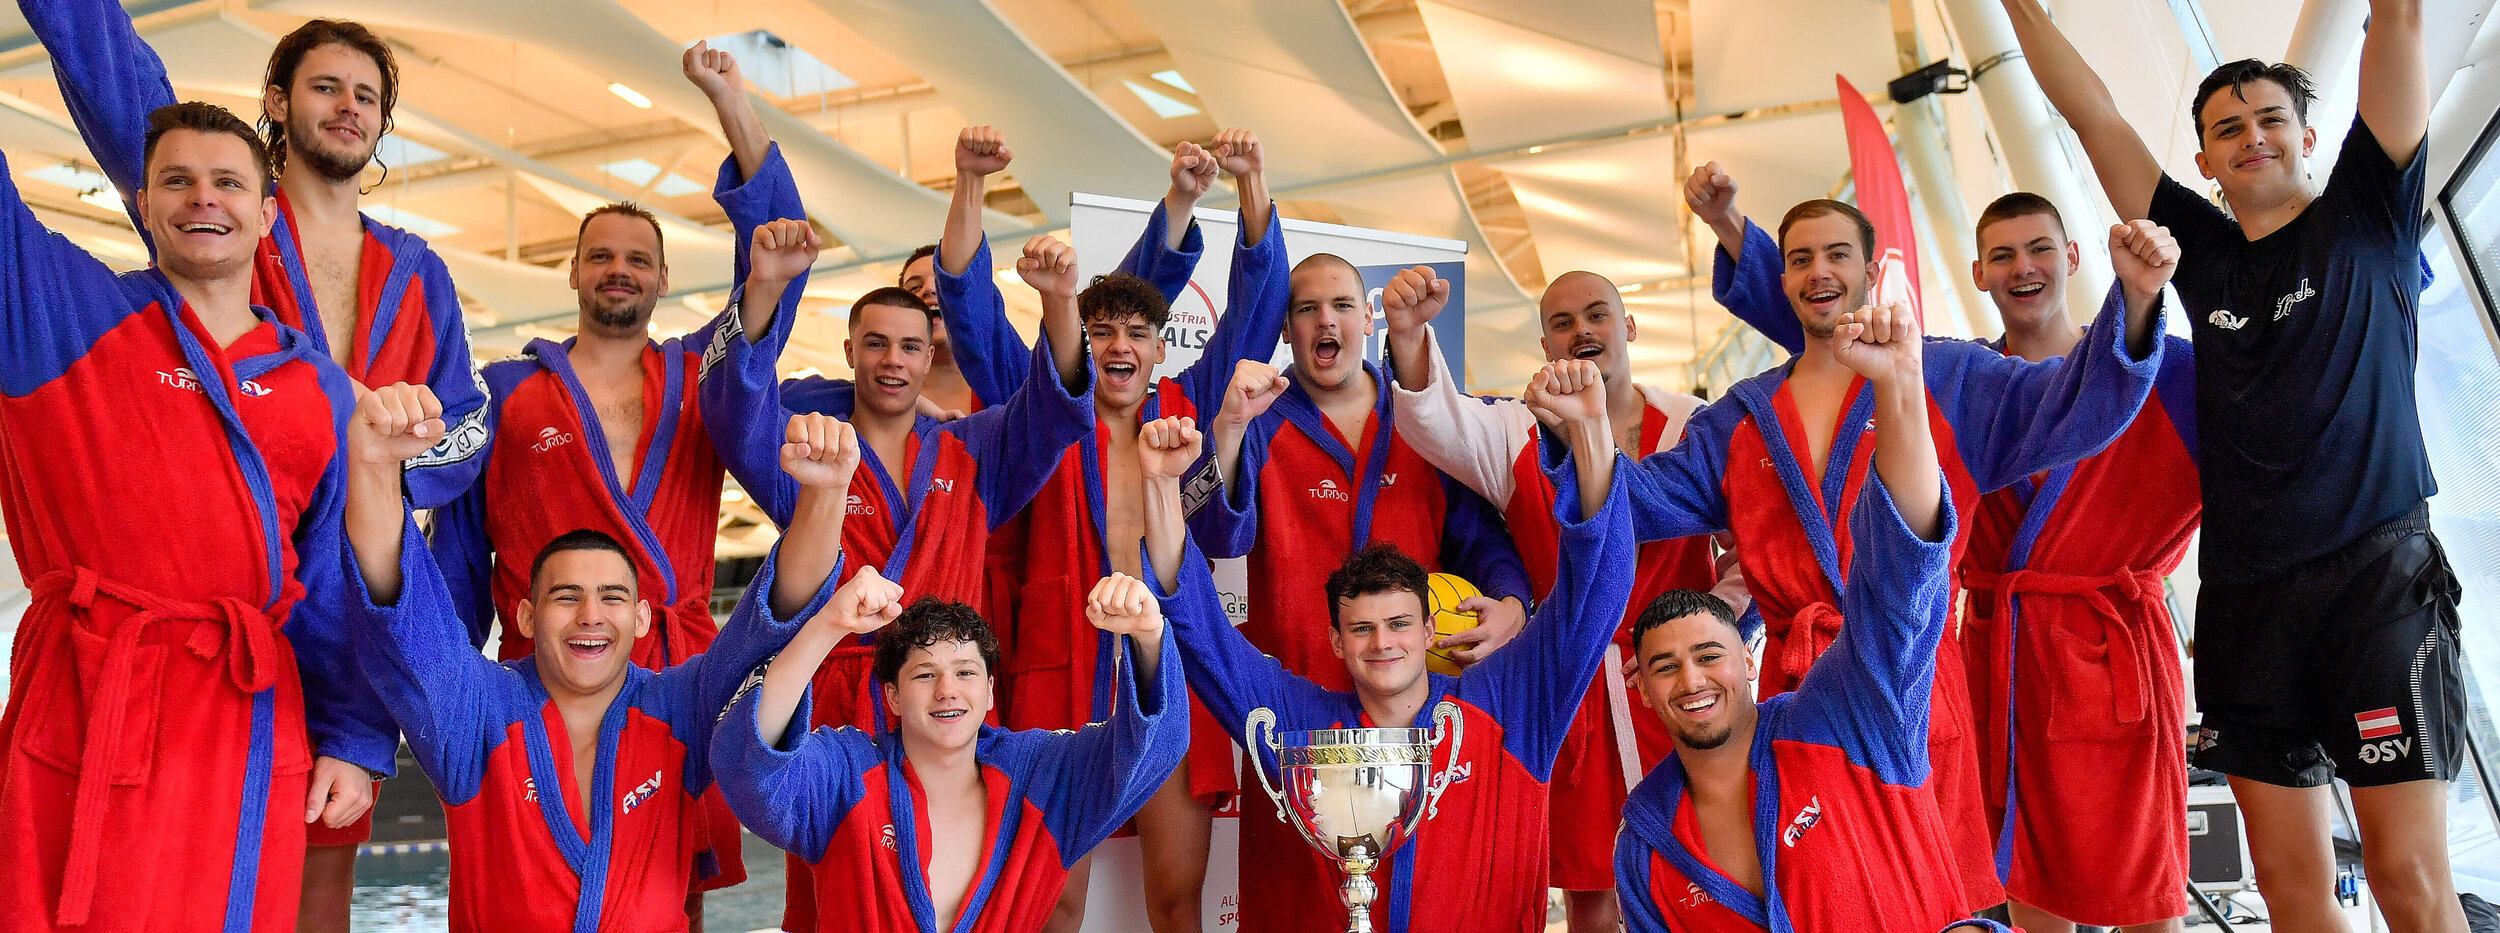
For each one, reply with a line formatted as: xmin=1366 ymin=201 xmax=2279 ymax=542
xmin=1386 ymin=268 xmax=1780 ymax=931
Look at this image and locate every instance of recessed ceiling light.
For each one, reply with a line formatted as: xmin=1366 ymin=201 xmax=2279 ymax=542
xmin=608 ymin=83 xmax=652 ymax=109
xmin=1123 ymin=80 xmax=1200 ymax=119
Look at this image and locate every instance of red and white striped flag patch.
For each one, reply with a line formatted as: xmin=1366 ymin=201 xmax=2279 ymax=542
xmin=2355 ymin=708 xmax=2403 ymax=740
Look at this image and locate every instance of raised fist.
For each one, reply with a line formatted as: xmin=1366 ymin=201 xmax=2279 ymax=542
xmin=681 ymin=40 xmax=743 ymax=100
xmin=2108 ymin=219 xmax=2180 ymax=306
xmin=781 ymin=412 xmax=861 ymax=490
xmin=1828 ymin=300 xmax=1924 ymax=388
xmin=1379 ymin=265 xmax=1450 ymax=335
xmin=1138 ymin=416 xmax=1204 ymax=480
xmin=1683 ymin=161 xmax=1739 ymax=230
xmin=822 ymin=566 xmax=906 ymax=637
xmin=1212 ymin=128 xmax=1263 ymax=178
xmin=1523 ymin=359 xmax=1605 ymax=427
xmin=1169 ymin=140 xmax=1218 ymax=200
xmin=956 ymin=126 xmax=1012 ymax=177
xmin=1086 ymin=572 xmax=1163 ymax=637
xmin=1015 ymin=235 xmax=1078 ymax=300
xmin=350 ymin=382 xmax=444 ymax=466
xmin=750 ymin=218 xmax=822 ymax=286
xmin=1218 ymin=359 xmax=1287 ymax=427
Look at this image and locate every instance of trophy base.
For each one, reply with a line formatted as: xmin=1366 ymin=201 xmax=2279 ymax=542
xmin=1337 ymin=860 xmax=1380 ymax=933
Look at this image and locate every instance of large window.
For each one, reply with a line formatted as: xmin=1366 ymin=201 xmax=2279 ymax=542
xmin=2423 ymin=197 xmax=2500 ymax=891
xmin=2443 ymin=110 xmax=2500 ymax=332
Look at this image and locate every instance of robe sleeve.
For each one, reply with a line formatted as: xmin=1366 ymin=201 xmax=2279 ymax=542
xmin=697 ymin=280 xmax=805 ymax=527
xmin=397 ymin=247 xmax=492 ymax=508
xmin=1935 ymin=281 xmax=2161 ymax=493
xmin=1166 ymin=203 xmax=1284 ymax=415
xmin=1022 ymin=627 xmax=1188 ymax=867
xmin=0 ymin=148 xmax=139 ymax=395
xmin=712 ymin=143 xmax=808 ymax=290
xmin=1146 ymin=538 xmax=1338 ymax=786
xmin=1186 ymin=417 xmax=1271 ymax=558
xmin=340 ymin=517 xmax=514 ymax=802
xmin=712 ymin=682 xmax=877 ymax=864
xmin=646 ymin=544 xmax=841 ymax=793
xmin=1121 ymin=198 xmax=1209 ymax=304
xmin=931 ymin=235 xmax=1026 ymax=409
xmin=1784 ymin=469 xmax=1958 ymax=786
xmin=1713 ymin=219 xmax=1807 ymax=354
xmin=284 ymin=378 xmax=402 ymax=776
xmin=947 ymin=330 xmax=1095 ymax=527
xmin=1548 ymin=399 xmax=1737 ymax=543
xmin=1386 ymin=325 xmax=1536 ymax=509
xmin=17 ymin=0 xmax=168 ymax=238
xmin=1456 ymin=449 xmax=1637 ymax=774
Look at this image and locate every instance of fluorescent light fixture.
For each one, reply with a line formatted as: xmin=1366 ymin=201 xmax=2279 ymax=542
xmin=374 ymin=135 xmax=449 ymax=167
xmin=1619 ymin=282 xmax=1646 ymax=294
xmin=702 ymin=31 xmax=857 ymax=98
xmin=608 ymin=82 xmax=652 ymax=108
xmin=361 ymin=204 xmax=462 ymax=238
xmin=1122 ymin=80 xmax=1200 ymax=119
xmin=1151 ymin=70 xmax=1195 ymax=93
xmin=78 ymin=189 xmax=123 ymax=211
xmin=29 ymin=164 xmax=122 ymax=213
xmin=597 ymin=159 xmax=705 ymax=197
xmin=1526 ymin=146 xmax=1545 ymax=154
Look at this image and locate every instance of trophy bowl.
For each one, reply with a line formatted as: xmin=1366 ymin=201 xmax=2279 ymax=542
xmin=1247 ymin=703 xmax=1463 ymax=933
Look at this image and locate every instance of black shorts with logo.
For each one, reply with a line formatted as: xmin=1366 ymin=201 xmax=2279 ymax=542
xmin=2192 ymin=505 xmax=2464 ymax=788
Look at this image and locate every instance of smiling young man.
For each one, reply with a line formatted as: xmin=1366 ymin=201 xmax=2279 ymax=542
xmin=1614 ymin=301 xmax=2007 ymax=933
xmin=710 ymin=527 xmax=1187 ymax=933
xmin=1153 ymin=359 xmax=1636 ymax=933
xmin=2000 ymin=4 xmax=2464 ymax=930
xmin=340 ymin=386 xmax=871 ymax=932
xmin=0 ymin=101 xmax=391 ymax=932
xmin=926 ymin=126 xmax=1284 ymax=933
xmin=1379 ymin=264 xmax=1764 ymax=933
xmin=1943 ymin=194 xmax=2203 ymax=933
xmin=1630 ymin=165 xmax=2176 ymax=910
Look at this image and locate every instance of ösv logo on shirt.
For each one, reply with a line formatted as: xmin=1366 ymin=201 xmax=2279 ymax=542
xmin=1780 ymin=796 xmax=1824 ymax=847
xmin=2208 ymin=309 xmax=2250 ymax=331
xmin=1309 ymin=478 xmax=1350 ymax=502
xmin=531 ymin=426 xmax=575 ymax=453
xmin=2274 ymin=277 xmax=2317 ymax=321
xmin=620 ymin=770 xmax=665 ymax=815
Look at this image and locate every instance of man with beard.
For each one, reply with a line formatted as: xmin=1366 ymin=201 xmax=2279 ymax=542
xmin=20 ymin=6 xmax=491 ymax=915
xmin=1612 ymin=302 xmax=2006 ymax=933
xmin=426 ymin=206 xmax=806 ymax=920
xmin=2002 ymin=4 xmax=2467 ymax=931
xmin=1382 ymin=265 xmax=1766 ymax=933
xmin=0 ymin=101 xmax=388 ymax=932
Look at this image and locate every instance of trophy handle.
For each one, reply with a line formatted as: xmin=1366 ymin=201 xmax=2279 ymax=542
xmin=1417 ymin=700 xmax=1465 ymax=824
xmin=1244 ymin=707 xmax=1291 ymax=824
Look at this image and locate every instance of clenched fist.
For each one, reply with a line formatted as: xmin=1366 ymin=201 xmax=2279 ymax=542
xmin=351 ymin=382 xmax=444 ymax=466
xmin=751 ymin=218 xmax=822 ymax=287
xmin=1086 ymin=572 xmax=1163 ymax=636
xmin=1138 ymin=416 xmax=1204 ymax=480
xmin=1016 ymin=236 xmax=1078 ymax=300
xmin=1217 ymin=359 xmax=1288 ymax=428
xmin=1379 ymin=265 xmax=1451 ymax=335
xmin=820 ymin=566 xmax=906 ymax=637
xmin=956 ymin=126 xmax=1012 ymax=177
xmin=782 ymin=412 xmax=861 ymax=490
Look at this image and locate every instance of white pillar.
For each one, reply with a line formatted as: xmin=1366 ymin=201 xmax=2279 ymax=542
xmin=2286 ymin=0 xmax=2369 ymax=167
xmin=1937 ymin=0 xmax=2116 ymax=326
xmin=1895 ymin=100 xmax=1999 ymax=337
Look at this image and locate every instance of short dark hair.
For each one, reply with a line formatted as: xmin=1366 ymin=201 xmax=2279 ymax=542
xmin=1629 ymin=589 xmax=1739 ymax=650
xmin=261 ymin=20 xmax=399 ymax=160
xmin=873 ymin=597 xmax=1003 ymax=684
xmin=145 ymin=102 xmax=277 ymax=195
xmin=576 ymin=202 xmax=665 ymax=261
xmin=1079 ymin=272 xmax=1171 ymax=331
xmin=899 ymin=244 xmax=939 ymax=284
xmin=1974 ymin=192 xmax=2066 ymax=247
xmin=1292 ymin=252 xmax=1360 ymax=281
xmin=1324 ymin=543 xmax=1429 ymax=629
xmin=527 ymin=528 xmax=635 ymax=593
xmin=849 ymin=286 xmax=938 ymax=327
xmin=1777 ymin=199 xmax=1876 ymax=260
xmin=2192 ymin=59 xmax=2317 ymax=142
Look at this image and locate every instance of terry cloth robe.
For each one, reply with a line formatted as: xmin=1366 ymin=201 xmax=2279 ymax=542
xmin=713 ymin=618 xmax=1187 ymax=933
xmin=939 ymin=201 xmax=1283 ymax=810
xmin=1165 ymin=448 xmax=1636 ymax=933
xmin=1643 ymin=223 xmax=2164 ymax=908
xmin=1188 ymin=355 xmax=1534 ymax=692
xmin=0 ymin=146 xmax=395 ymax=932
xmin=1615 ymin=471 xmax=1982 ymax=933
xmin=1959 ymin=336 xmax=2199 ymax=926
xmin=25 ymin=0 xmax=490 ymax=509
xmin=1386 ymin=324 xmax=1761 ymax=891
xmin=344 ymin=518 xmax=837 ymax=932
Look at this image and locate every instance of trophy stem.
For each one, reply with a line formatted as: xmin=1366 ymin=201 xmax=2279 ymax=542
xmin=1338 ymin=847 xmax=1379 ymax=933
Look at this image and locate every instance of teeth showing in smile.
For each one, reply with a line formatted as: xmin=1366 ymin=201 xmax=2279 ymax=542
xmin=2009 ymin=283 xmax=2045 ymax=297
xmin=1807 ymin=289 xmax=1841 ymax=303
xmin=932 ymin=710 xmax=967 ymax=721
xmin=1573 ymin=344 xmax=1604 ymax=359
xmin=178 ymin=222 xmax=232 ymax=234
xmin=1678 ymin=695 xmax=1716 ymax=713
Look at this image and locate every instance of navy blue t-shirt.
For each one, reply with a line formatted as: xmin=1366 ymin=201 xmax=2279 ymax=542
xmin=2151 ymin=115 xmax=2434 ymax=583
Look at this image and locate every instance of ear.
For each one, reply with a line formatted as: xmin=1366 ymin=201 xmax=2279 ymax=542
xmin=881 ymin=680 xmax=900 ymax=711
xmin=655 ymin=262 xmax=670 ymax=296
xmin=514 ymin=599 xmax=538 ymax=641
xmin=133 ymin=188 xmax=153 ymax=224
xmin=568 ymin=253 xmax=586 ymax=290
xmin=1329 ymin=624 xmax=1347 ymax=660
xmin=1968 ymin=258 xmax=1985 ymax=293
xmin=1149 ymin=335 xmax=1168 ymax=367
xmin=256 ymin=194 xmax=279 ymax=233
xmin=843 ymin=337 xmax=857 ymax=368
xmin=2193 ymin=150 xmax=2215 ymax=181
xmin=1622 ymin=312 xmax=1637 ymax=344
xmin=263 ymin=84 xmax=288 ymax=127
xmin=632 ymin=600 xmax=653 ymax=639
xmin=2300 ymin=124 xmax=2318 ymax=157
xmin=2063 ymin=240 xmax=2082 ymax=276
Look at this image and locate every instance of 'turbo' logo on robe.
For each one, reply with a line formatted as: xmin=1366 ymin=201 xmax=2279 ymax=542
xmin=1309 ymin=478 xmax=1349 ymax=502
xmin=531 ymin=426 xmax=575 ymax=452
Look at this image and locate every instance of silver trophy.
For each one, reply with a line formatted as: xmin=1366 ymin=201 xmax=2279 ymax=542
xmin=1245 ymin=701 xmax=1465 ymax=933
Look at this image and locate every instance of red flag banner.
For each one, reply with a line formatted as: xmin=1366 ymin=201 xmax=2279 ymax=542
xmin=1837 ymin=74 xmax=1923 ymax=324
